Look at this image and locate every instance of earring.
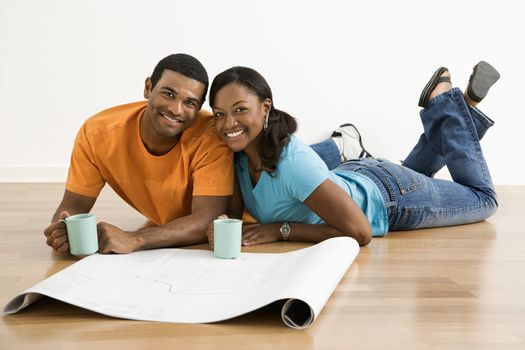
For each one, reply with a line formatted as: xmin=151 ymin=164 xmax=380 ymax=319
xmin=263 ymin=111 xmax=269 ymax=130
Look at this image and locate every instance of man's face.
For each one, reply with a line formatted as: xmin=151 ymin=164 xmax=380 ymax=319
xmin=143 ymin=70 xmax=206 ymax=140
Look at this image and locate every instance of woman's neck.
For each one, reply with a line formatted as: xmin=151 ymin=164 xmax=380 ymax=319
xmin=243 ymin=141 xmax=261 ymax=172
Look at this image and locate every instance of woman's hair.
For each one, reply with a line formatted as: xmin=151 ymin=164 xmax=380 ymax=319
xmin=209 ymin=66 xmax=297 ymax=172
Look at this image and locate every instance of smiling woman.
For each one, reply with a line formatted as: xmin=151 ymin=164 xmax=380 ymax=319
xmin=206 ymin=64 xmax=499 ymax=248
xmin=210 ymin=67 xmax=297 ymax=173
xmin=208 ymin=66 xmax=375 ymax=247
xmin=211 ymin=83 xmax=268 ymax=153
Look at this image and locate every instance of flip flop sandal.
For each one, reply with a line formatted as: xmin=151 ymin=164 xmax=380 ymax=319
xmin=466 ymin=61 xmax=500 ymax=102
xmin=418 ymin=67 xmax=450 ymax=108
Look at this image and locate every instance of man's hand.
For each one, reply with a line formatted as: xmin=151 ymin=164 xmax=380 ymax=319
xmin=45 ymin=216 xmax=140 ymax=255
xmin=97 ymin=222 xmax=139 ymax=254
xmin=44 ymin=211 xmax=71 ymax=254
xmin=46 ymin=190 xmax=97 ymax=254
xmin=242 ymin=223 xmax=281 ymax=246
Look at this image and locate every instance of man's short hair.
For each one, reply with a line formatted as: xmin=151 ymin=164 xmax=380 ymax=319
xmin=150 ymin=54 xmax=209 ymax=104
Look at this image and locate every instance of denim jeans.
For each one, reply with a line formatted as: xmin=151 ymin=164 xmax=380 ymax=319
xmin=312 ymin=88 xmax=498 ymax=231
xmin=310 ymin=139 xmax=341 ymax=170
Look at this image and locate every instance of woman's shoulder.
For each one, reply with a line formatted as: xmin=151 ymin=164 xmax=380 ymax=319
xmin=278 ymin=135 xmax=328 ymax=173
xmin=280 ymin=135 xmax=320 ymax=162
xmin=281 ymin=135 xmax=312 ymax=158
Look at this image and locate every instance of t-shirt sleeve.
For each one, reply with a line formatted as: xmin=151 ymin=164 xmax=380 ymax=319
xmin=279 ymin=149 xmax=329 ymax=202
xmin=65 ymin=123 xmax=105 ymax=198
xmin=191 ymin=133 xmax=234 ymax=196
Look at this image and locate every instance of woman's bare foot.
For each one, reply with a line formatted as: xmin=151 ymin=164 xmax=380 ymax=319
xmin=428 ymin=70 xmax=452 ymax=101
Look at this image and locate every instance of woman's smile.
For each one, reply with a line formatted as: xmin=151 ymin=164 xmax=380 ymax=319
xmin=225 ymin=128 xmax=246 ymax=139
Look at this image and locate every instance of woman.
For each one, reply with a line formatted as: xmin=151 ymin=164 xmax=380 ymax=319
xmin=207 ymin=62 xmax=499 ymax=247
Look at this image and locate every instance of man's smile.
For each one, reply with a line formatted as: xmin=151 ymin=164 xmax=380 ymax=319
xmin=160 ymin=112 xmax=184 ymax=126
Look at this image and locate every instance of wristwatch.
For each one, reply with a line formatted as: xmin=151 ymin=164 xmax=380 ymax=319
xmin=280 ymin=222 xmax=291 ymax=240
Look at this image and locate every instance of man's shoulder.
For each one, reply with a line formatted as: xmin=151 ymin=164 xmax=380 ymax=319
xmin=183 ymin=109 xmax=221 ymax=141
xmin=83 ymin=101 xmax=147 ymax=134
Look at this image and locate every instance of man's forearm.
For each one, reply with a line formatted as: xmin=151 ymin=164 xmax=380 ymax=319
xmin=101 ymin=196 xmax=228 ymax=253
xmin=51 ymin=190 xmax=97 ymax=222
xmin=132 ymin=213 xmax=211 ymax=250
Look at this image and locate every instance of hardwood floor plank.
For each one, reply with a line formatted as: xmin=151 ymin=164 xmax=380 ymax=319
xmin=0 ymin=184 xmax=524 ymax=349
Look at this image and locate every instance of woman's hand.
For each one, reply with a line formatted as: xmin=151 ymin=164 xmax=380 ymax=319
xmin=242 ymin=223 xmax=281 ymax=246
xmin=207 ymin=214 xmax=229 ymax=249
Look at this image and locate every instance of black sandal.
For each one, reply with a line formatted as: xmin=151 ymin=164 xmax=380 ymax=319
xmin=418 ymin=67 xmax=450 ymax=108
xmin=466 ymin=60 xmax=500 ymax=102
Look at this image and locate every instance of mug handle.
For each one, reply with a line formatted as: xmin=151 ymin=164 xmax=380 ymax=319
xmin=58 ymin=219 xmax=69 ymax=231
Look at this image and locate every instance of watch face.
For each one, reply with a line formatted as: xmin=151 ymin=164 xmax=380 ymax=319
xmin=280 ymin=223 xmax=291 ymax=239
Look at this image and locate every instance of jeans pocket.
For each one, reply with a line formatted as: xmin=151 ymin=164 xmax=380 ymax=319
xmin=378 ymin=162 xmax=423 ymax=195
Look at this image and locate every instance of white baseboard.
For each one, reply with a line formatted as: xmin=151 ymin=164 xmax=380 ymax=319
xmin=0 ymin=166 xmax=68 ymax=182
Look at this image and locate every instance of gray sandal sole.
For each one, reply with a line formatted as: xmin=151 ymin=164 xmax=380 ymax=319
xmin=467 ymin=60 xmax=500 ymax=102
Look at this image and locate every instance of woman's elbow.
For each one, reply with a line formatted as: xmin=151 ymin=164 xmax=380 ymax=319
xmin=339 ymin=221 xmax=372 ymax=246
xmin=358 ymin=229 xmax=372 ymax=246
xmin=355 ymin=225 xmax=372 ymax=247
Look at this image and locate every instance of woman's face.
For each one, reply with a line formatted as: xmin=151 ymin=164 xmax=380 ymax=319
xmin=212 ymin=83 xmax=270 ymax=152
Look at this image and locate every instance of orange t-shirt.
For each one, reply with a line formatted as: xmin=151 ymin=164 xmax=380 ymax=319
xmin=66 ymin=101 xmax=234 ymax=225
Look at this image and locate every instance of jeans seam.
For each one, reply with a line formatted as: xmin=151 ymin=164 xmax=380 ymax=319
xmin=454 ymin=90 xmax=493 ymax=186
xmin=401 ymin=199 xmax=497 ymax=214
xmin=393 ymin=200 xmax=497 ymax=230
xmin=469 ymin=106 xmax=495 ymax=129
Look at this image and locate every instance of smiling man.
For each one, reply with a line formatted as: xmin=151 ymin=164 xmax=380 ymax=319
xmin=43 ymin=54 xmax=234 ymax=254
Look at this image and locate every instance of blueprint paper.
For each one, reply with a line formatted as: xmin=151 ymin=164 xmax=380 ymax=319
xmin=3 ymin=237 xmax=359 ymax=329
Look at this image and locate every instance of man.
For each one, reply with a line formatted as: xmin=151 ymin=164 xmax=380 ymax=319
xmin=44 ymin=54 xmax=234 ymax=254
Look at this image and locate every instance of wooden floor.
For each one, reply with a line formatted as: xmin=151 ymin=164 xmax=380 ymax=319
xmin=1 ymin=184 xmax=524 ymax=350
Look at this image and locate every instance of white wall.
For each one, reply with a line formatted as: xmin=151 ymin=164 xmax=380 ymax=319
xmin=1 ymin=0 xmax=523 ymax=184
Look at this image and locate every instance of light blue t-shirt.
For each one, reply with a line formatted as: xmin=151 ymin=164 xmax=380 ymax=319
xmin=236 ymin=135 xmax=389 ymax=237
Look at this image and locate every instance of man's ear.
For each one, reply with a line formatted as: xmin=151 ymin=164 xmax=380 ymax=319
xmin=144 ymin=77 xmax=152 ymax=99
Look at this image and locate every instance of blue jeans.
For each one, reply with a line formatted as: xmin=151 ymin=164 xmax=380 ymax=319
xmin=310 ymin=139 xmax=341 ymax=170
xmin=312 ymin=88 xmax=497 ymax=231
